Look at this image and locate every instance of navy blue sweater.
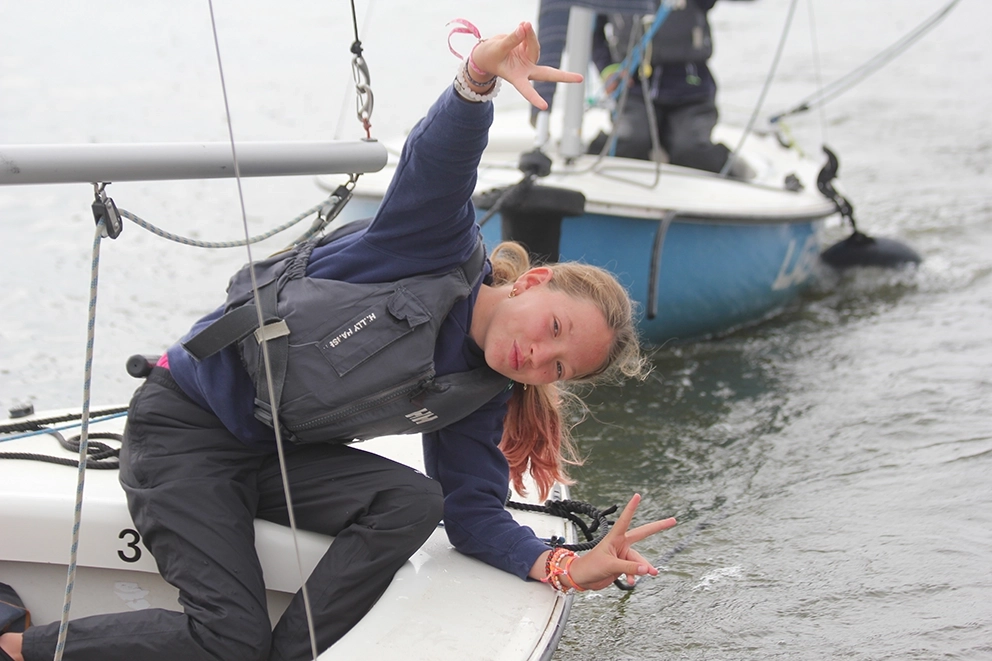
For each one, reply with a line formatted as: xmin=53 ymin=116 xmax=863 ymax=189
xmin=166 ymin=86 xmax=551 ymax=579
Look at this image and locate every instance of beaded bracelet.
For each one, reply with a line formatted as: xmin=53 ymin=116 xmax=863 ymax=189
xmin=541 ymin=547 xmax=586 ymax=594
xmin=541 ymin=547 xmax=571 ymax=591
xmin=453 ymin=60 xmax=501 ymax=103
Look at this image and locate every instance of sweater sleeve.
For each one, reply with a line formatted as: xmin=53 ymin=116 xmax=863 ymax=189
xmin=422 ymin=397 xmax=551 ymax=580
xmin=358 ymin=86 xmax=494 ymax=274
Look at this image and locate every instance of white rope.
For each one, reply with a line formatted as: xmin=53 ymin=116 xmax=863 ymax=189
xmin=204 ymin=2 xmax=320 ymax=659
xmin=52 ymin=221 xmax=105 ymax=661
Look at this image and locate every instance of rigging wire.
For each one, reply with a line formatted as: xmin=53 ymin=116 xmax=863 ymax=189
xmin=114 ymin=184 xmax=354 ymax=249
xmin=608 ymin=3 xmax=673 ymax=104
xmin=591 ymin=4 xmax=669 ymax=187
xmin=718 ymin=0 xmax=800 ymax=178
xmin=770 ymin=0 xmax=964 ymax=123
xmin=203 ymin=2 xmax=320 ymax=659
xmin=806 ymin=0 xmax=829 ymax=147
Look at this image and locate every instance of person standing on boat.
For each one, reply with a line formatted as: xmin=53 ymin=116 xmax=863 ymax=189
xmin=2 ymin=21 xmax=676 ymax=661
xmin=533 ymin=0 xmax=755 ymax=178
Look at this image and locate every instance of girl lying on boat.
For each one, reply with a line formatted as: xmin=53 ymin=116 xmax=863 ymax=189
xmin=1 ymin=20 xmax=676 ymax=661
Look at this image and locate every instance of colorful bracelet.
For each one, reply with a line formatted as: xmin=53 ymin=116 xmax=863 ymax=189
xmin=561 ymin=553 xmax=587 ymax=592
xmin=541 ymin=547 xmax=584 ymax=594
xmin=453 ymin=60 xmax=501 ymax=103
xmin=466 ymin=42 xmax=497 ymax=86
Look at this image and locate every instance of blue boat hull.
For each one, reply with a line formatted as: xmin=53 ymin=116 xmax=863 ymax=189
xmin=345 ymin=197 xmax=824 ymax=345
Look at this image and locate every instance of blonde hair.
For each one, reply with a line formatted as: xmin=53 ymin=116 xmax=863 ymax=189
xmin=489 ymin=242 xmax=649 ymax=499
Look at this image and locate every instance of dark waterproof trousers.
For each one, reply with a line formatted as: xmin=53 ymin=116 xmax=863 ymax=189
xmin=611 ymin=93 xmax=731 ymax=173
xmin=22 ymin=368 xmax=444 ymax=661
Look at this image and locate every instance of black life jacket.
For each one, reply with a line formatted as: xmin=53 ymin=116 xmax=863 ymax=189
xmin=182 ymin=224 xmax=510 ymax=444
xmin=609 ymin=0 xmax=713 ymax=66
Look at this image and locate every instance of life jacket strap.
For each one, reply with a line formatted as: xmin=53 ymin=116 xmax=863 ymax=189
xmin=182 ymin=304 xmax=263 ymax=361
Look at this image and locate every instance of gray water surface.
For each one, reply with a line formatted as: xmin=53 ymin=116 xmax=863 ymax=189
xmin=2 ymin=1 xmax=990 ymax=659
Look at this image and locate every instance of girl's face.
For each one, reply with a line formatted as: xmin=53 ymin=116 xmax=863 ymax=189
xmin=481 ymin=268 xmax=613 ymax=385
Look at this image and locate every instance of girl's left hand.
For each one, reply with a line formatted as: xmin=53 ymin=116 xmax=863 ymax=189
xmin=470 ymin=21 xmax=583 ymax=109
xmin=568 ymin=493 xmax=676 ymax=591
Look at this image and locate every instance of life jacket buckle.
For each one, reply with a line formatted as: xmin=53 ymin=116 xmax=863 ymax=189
xmin=253 ymin=320 xmax=290 ymax=344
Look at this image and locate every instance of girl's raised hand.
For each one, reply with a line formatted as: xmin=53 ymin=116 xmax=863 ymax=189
xmin=470 ymin=21 xmax=583 ymax=109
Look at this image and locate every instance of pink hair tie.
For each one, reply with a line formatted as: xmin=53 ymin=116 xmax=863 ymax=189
xmin=446 ymin=18 xmax=495 ymax=82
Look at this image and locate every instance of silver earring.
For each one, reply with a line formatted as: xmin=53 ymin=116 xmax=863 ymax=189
xmin=509 ymin=288 xmax=517 ymax=298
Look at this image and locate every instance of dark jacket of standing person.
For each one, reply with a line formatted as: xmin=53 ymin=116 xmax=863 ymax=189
xmin=535 ymin=0 xmax=754 ymax=177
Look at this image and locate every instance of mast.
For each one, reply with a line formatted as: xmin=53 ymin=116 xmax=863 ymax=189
xmin=559 ymin=5 xmax=595 ymax=160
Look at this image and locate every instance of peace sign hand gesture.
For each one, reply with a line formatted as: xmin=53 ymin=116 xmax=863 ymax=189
xmin=568 ymin=494 xmax=677 ymax=591
xmin=469 ymin=21 xmax=583 ymax=110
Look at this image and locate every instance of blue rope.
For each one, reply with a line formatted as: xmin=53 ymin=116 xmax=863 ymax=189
xmin=609 ymin=3 xmax=673 ymax=103
xmin=602 ymin=3 xmax=672 ymax=158
xmin=0 ymin=411 xmax=128 ymax=443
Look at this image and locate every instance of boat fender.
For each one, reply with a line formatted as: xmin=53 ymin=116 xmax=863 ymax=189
xmin=0 ymin=582 xmax=30 ymax=634
xmin=820 ymin=232 xmax=922 ymax=269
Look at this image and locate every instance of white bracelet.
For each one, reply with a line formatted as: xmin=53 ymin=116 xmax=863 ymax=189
xmin=453 ymin=60 xmax=501 ymax=103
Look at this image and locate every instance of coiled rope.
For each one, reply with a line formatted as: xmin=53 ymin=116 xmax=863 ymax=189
xmin=0 ymin=408 xmax=127 ymax=469
xmin=0 ymin=432 xmax=121 ymax=470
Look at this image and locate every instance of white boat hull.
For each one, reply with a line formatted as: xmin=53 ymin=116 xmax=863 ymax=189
xmin=1 ymin=409 xmax=572 ymax=661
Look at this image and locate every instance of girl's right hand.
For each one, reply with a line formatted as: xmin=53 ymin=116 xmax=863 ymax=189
xmin=470 ymin=21 xmax=583 ymax=110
